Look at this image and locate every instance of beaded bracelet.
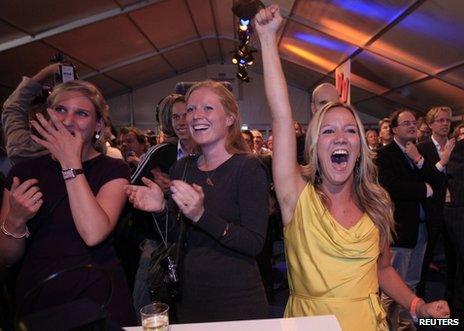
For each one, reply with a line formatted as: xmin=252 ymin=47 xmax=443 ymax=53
xmin=1 ymin=221 xmax=30 ymax=239
xmin=410 ymin=296 xmax=422 ymax=317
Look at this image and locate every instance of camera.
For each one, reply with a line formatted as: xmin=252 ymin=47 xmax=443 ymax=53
xmin=50 ymin=53 xmax=78 ymax=85
xmin=31 ymin=53 xmax=78 ymax=108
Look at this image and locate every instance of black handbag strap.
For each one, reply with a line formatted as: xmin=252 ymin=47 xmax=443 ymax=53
xmin=151 ymin=156 xmax=191 ymax=256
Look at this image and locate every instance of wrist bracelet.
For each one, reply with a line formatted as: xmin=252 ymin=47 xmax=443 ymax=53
xmin=1 ymin=220 xmax=30 ymax=239
xmin=410 ymin=296 xmax=422 ymax=317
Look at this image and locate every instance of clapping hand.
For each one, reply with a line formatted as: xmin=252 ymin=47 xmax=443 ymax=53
xmin=125 ymin=177 xmax=165 ymax=212
xmin=439 ymin=138 xmax=456 ymax=167
xmin=170 ymin=180 xmax=204 ymax=223
xmin=151 ymin=168 xmax=171 ymax=193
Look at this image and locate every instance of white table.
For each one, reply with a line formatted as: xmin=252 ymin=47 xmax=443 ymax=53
xmin=125 ymin=315 xmax=341 ymax=331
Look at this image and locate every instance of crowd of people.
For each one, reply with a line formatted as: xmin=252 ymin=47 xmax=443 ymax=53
xmin=0 ymin=4 xmax=463 ymax=331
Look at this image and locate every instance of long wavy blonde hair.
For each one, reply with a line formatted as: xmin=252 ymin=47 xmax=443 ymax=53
xmin=301 ymin=101 xmax=395 ymax=248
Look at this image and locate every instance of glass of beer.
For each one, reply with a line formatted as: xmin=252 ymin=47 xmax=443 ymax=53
xmin=140 ymin=302 xmax=169 ymax=331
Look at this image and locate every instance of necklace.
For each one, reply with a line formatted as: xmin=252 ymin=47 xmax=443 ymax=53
xmin=205 ymin=168 xmax=216 ymax=186
xmin=201 ymin=154 xmax=232 ymax=186
xmin=200 ymin=156 xmax=217 ymax=187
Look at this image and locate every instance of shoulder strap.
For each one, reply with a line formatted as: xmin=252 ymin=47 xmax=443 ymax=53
xmin=174 ymin=156 xmax=191 ymax=262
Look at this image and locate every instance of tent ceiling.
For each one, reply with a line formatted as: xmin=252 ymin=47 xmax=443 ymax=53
xmin=1 ymin=0 xmax=463 ymax=119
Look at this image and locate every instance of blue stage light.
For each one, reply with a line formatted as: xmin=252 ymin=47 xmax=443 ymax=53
xmin=332 ymin=0 xmax=400 ymax=22
xmin=294 ymin=33 xmax=348 ymax=52
xmin=240 ymin=18 xmax=250 ymax=26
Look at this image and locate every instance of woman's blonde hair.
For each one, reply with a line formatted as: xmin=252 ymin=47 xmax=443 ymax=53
xmin=47 ymin=80 xmax=109 ymax=149
xmin=186 ymin=80 xmax=250 ymax=154
xmin=301 ymin=101 xmax=395 ymax=248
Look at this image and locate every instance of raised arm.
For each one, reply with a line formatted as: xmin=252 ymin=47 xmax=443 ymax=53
xmin=2 ymin=64 xmax=60 ymax=164
xmin=255 ymin=5 xmax=306 ymax=224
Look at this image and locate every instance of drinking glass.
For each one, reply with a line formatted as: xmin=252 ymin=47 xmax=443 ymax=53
xmin=140 ymin=302 xmax=169 ymax=331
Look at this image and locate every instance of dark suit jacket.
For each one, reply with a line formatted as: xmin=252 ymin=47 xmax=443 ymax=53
xmin=444 ymin=141 xmax=464 ymax=270
xmin=447 ymin=140 xmax=464 ymax=207
xmin=376 ymin=141 xmax=432 ymax=248
xmin=417 ymin=140 xmax=448 ymax=223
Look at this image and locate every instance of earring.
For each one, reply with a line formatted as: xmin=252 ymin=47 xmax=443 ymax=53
xmin=94 ymin=131 xmax=100 ymax=140
xmin=355 ymin=157 xmax=360 ymax=181
xmin=314 ymin=169 xmax=322 ymax=185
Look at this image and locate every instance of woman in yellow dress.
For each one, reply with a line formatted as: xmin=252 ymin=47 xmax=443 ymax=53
xmin=255 ymin=5 xmax=450 ymax=331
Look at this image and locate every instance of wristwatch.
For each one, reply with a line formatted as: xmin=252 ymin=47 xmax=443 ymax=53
xmin=62 ymin=168 xmax=84 ymax=180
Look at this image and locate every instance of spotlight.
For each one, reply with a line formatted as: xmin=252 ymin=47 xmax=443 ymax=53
xmin=232 ymin=51 xmax=239 ymax=64
xmin=239 ymin=18 xmax=250 ymax=31
xmin=238 ymin=30 xmax=251 ymax=44
xmin=237 ymin=67 xmax=250 ymax=82
xmin=245 ymin=53 xmax=254 ymax=66
xmin=240 ymin=18 xmax=250 ymax=26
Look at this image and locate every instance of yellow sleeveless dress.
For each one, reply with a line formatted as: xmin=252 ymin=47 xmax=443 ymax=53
xmin=284 ymin=184 xmax=387 ymax=331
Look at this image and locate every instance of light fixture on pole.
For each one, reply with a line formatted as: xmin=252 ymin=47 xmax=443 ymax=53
xmin=231 ymin=0 xmax=264 ymax=82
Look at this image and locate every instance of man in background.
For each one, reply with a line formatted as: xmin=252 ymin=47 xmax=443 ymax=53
xmin=310 ymin=82 xmax=339 ymax=114
xmin=378 ymin=117 xmax=393 ymax=146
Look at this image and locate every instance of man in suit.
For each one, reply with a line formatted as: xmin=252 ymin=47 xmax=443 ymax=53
xmin=416 ymin=106 xmax=456 ymax=301
xmin=376 ymin=109 xmax=434 ymax=331
xmin=444 ymin=139 xmax=464 ymax=319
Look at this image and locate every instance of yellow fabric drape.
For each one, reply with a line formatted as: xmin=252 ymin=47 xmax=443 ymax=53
xmin=284 ymin=184 xmax=388 ymax=331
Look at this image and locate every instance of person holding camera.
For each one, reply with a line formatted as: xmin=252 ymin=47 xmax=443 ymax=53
xmin=2 ymin=63 xmax=61 ymax=165
xmin=0 ymin=80 xmax=136 ymax=327
xmin=126 ymin=80 xmax=269 ymax=323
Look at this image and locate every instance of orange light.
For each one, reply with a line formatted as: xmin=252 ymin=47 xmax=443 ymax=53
xmin=371 ymin=40 xmax=434 ymax=71
xmin=282 ymin=43 xmax=337 ymax=71
xmin=319 ymin=18 xmax=371 ymax=45
xmin=319 ymin=18 xmax=432 ymax=72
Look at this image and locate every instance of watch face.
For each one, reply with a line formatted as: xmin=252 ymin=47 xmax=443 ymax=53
xmin=62 ymin=168 xmax=83 ymax=180
xmin=62 ymin=169 xmax=75 ymax=180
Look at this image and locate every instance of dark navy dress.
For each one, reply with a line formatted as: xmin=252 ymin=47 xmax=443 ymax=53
xmin=6 ymin=154 xmax=136 ymax=327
